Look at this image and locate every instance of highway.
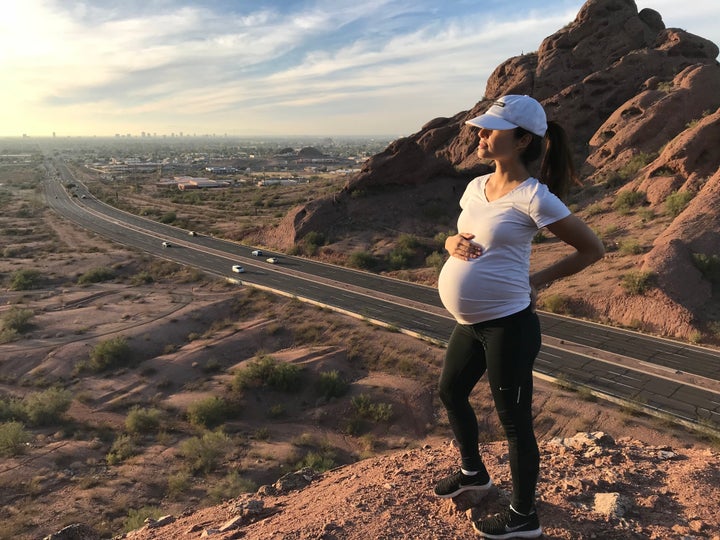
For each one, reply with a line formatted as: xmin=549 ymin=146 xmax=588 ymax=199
xmin=44 ymin=159 xmax=720 ymax=433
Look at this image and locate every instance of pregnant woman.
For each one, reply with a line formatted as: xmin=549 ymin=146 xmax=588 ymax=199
xmin=433 ymin=95 xmax=604 ymax=539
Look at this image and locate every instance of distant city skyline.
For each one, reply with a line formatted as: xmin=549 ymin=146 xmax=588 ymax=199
xmin=2 ymin=1 xmax=718 ymax=139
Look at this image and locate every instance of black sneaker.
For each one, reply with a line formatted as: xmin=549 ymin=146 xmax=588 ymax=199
xmin=433 ymin=470 xmax=492 ymax=498
xmin=472 ymin=506 xmax=542 ymax=538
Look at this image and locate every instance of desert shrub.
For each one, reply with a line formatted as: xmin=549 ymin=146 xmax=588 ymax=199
xmin=425 ymin=251 xmax=444 ymax=274
xmin=585 ymin=203 xmax=607 ymax=216
xmin=232 ymin=355 xmax=303 ymax=393
xmin=618 ymin=240 xmax=643 ymax=255
xmin=178 ymin=430 xmax=231 ymax=473
xmin=0 ymin=396 xmax=25 ymax=422
xmin=187 ymin=396 xmax=229 ymax=429
xmin=293 ymin=322 xmax=324 ymax=345
xmin=205 ymin=471 xmax=256 ymax=503
xmin=315 ymin=370 xmax=349 ymax=400
xmin=621 ymin=271 xmax=656 ymax=295
xmin=125 ymin=406 xmax=162 ymax=434
xmin=612 ymin=190 xmax=646 ymax=212
xmin=1 ymin=307 xmax=34 ymax=334
xmin=540 ymin=294 xmax=570 ymax=314
xmin=0 ymin=421 xmax=31 ymax=457
xmin=77 ymin=266 xmax=115 ymax=284
xmin=294 ymin=449 xmax=336 ymax=472
xmin=302 ymin=231 xmax=326 ymax=254
xmin=159 ymin=211 xmax=177 ymax=224
xmin=664 ymin=190 xmax=695 ymax=217
xmin=618 ymin=152 xmax=656 ymax=180
xmin=166 ymin=470 xmax=192 ymax=500
xmin=351 ymin=393 xmax=393 ymax=423
xmin=130 ymin=271 xmax=154 ymax=285
xmin=22 ymin=387 xmax=72 ymax=427
xmin=78 ymin=336 xmax=133 ymax=373
xmin=637 ymin=207 xmax=656 ymax=222
xmin=532 ymin=231 xmax=547 ymax=244
xmin=692 ymin=253 xmax=720 ymax=283
xmin=9 ymin=269 xmax=43 ymax=290
xmin=106 ymin=434 xmax=137 ymax=465
xmin=348 ymin=250 xmax=377 ymax=270
xmin=124 ymin=506 xmax=165 ymax=533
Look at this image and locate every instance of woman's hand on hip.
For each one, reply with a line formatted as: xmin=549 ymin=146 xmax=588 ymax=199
xmin=445 ymin=233 xmax=482 ymax=261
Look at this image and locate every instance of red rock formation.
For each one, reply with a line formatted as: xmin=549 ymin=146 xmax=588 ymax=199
xmin=260 ymin=0 xmax=720 ymax=338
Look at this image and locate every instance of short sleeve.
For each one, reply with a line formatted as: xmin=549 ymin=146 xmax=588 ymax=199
xmin=528 ymin=182 xmax=571 ymax=229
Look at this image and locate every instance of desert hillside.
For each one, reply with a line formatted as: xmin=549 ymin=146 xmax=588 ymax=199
xmin=257 ymin=0 xmax=720 ymax=343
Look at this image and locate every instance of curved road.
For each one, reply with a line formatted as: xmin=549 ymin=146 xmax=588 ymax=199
xmin=44 ymin=159 xmax=720 ymax=432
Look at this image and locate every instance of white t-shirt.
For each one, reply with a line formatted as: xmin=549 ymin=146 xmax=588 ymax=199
xmin=438 ymin=174 xmax=570 ymax=324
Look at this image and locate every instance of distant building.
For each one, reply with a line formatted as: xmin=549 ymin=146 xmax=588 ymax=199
xmin=156 ymin=176 xmax=230 ymax=190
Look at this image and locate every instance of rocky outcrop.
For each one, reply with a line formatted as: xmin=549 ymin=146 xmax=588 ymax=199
xmin=99 ymin=432 xmax=720 ymax=539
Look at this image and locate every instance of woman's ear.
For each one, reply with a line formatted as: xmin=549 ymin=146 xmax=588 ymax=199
xmin=516 ymin=132 xmax=532 ymax=151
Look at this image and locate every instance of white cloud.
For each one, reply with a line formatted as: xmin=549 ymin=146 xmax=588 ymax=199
xmin=1 ymin=1 xmax=717 ymax=137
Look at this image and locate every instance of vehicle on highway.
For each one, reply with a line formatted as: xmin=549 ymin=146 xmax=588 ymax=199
xmin=162 ymin=241 xmax=171 ymax=248
xmin=188 ymin=231 xmax=197 ymax=236
xmin=231 ymin=265 xmax=245 ymax=273
xmin=266 ymin=257 xmax=278 ymax=264
xmin=251 ymin=250 xmax=263 ymax=256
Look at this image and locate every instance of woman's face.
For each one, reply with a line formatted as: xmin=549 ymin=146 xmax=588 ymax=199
xmin=475 ymin=128 xmax=526 ymax=162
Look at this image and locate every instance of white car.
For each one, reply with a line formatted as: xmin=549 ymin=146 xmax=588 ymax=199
xmin=162 ymin=241 xmax=171 ymax=248
xmin=231 ymin=265 xmax=245 ymax=273
xmin=251 ymin=249 xmax=263 ymax=256
xmin=188 ymin=231 xmax=197 ymax=236
xmin=266 ymin=257 xmax=278 ymax=264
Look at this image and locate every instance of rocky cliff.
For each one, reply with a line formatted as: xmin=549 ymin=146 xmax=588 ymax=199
xmin=260 ymin=0 xmax=720 ymax=341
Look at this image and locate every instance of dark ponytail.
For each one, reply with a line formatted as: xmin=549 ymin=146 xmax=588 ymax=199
xmin=515 ymin=121 xmax=577 ymax=201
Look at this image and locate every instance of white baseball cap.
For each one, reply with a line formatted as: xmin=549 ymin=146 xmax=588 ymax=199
xmin=465 ymin=94 xmax=547 ymax=137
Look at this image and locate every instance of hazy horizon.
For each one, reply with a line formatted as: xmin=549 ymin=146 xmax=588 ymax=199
xmin=3 ymin=1 xmax=718 ymax=139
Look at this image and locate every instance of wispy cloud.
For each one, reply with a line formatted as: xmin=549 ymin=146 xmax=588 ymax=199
xmin=1 ymin=0 xmax=717 ymax=136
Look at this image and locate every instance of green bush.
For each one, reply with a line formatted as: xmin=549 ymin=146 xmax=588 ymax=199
xmin=77 ymin=267 xmax=115 ymax=285
xmin=612 ymin=190 xmax=646 ymax=212
xmin=665 ymin=190 xmax=695 ymax=217
xmin=0 ymin=421 xmax=31 ymax=457
xmin=294 ymin=450 xmax=336 ymax=472
xmin=124 ymin=506 xmax=165 ymax=533
xmin=106 ymin=434 xmax=137 ymax=465
xmin=1 ymin=307 xmax=34 ymax=333
xmin=540 ymin=294 xmax=570 ymax=314
xmin=316 ymin=370 xmax=349 ymax=400
xmin=178 ymin=430 xmax=231 ymax=473
xmin=351 ymin=393 xmax=393 ymax=422
xmin=78 ymin=336 xmax=133 ymax=373
xmin=159 ymin=211 xmax=177 ymax=224
xmin=621 ymin=271 xmax=656 ymax=295
xmin=9 ymin=269 xmax=43 ymax=291
xmin=125 ymin=406 xmax=162 ymax=434
xmin=232 ymin=355 xmax=302 ymax=393
xmin=618 ymin=152 xmax=656 ymax=180
xmin=187 ymin=396 xmax=229 ymax=428
xmin=692 ymin=253 xmax=720 ymax=283
xmin=22 ymin=387 xmax=72 ymax=427
xmin=618 ymin=240 xmax=643 ymax=255
xmin=205 ymin=470 xmax=256 ymax=503
xmin=348 ymin=250 xmax=376 ymax=270
xmin=425 ymin=251 xmax=444 ymax=274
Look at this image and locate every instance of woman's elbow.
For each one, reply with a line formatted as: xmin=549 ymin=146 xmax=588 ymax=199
xmin=587 ymin=238 xmax=605 ymax=264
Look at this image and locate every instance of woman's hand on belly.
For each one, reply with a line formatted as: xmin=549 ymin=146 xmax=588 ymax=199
xmin=445 ymin=232 xmax=483 ymax=261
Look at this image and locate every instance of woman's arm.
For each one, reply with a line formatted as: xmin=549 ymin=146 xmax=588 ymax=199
xmin=529 ymin=214 xmax=604 ymax=289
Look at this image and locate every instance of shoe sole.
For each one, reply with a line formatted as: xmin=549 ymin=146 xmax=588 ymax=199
xmin=471 ymin=521 xmax=542 ymax=539
xmin=434 ymin=479 xmax=492 ymax=499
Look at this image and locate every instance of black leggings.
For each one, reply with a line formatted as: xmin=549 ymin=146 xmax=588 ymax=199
xmin=438 ymin=305 xmax=541 ymax=513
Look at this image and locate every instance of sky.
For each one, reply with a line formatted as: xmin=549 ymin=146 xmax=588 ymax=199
xmin=2 ymin=0 xmax=719 ymax=139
